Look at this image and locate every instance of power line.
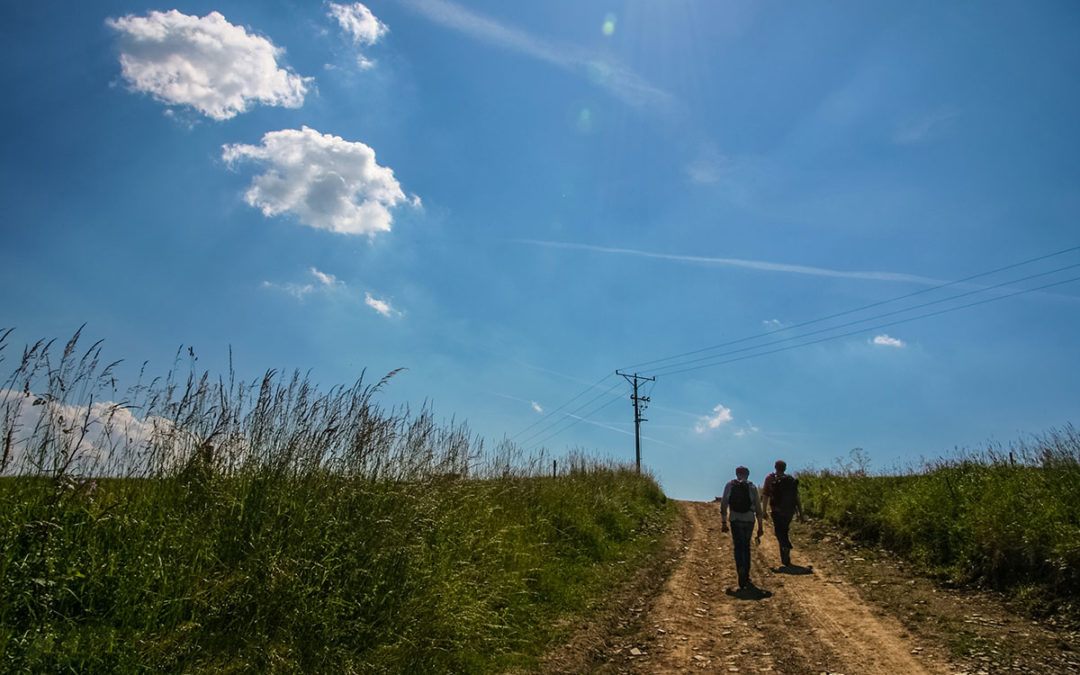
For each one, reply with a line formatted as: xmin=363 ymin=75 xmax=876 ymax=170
xmin=618 ymin=244 xmax=1080 ymax=372
xmin=524 ymin=388 xmax=625 ymax=452
xmin=517 ymin=244 xmax=1080 ymax=452
xmin=510 ymin=372 xmax=614 ymax=440
xmin=652 ymin=273 xmax=1080 ymax=377
xmin=645 ymin=261 xmax=1080 ymax=376
xmin=516 ymin=379 xmax=623 ymax=448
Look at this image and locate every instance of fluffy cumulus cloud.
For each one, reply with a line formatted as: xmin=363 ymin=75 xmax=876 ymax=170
xmin=364 ymin=292 xmax=402 ymax=318
xmin=107 ymin=10 xmax=309 ymax=120
xmin=695 ymin=404 xmax=734 ymax=434
xmin=223 ymin=126 xmax=418 ymax=236
xmin=1 ymin=390 xmax=177 ymax=475
xmin=872 ymin=334 xmax=906 ymax=348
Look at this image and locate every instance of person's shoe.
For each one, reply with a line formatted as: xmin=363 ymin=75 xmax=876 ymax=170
xmin=780 ymin=546 xmax=792 ymax=567
xmin=737 ymin=567 xmax=748 ymax=589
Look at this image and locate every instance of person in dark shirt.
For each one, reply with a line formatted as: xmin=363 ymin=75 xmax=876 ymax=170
xmin=720 ymin=465 xmax=763 ymax=589
xmin=761 ymin=460 xmax=803 ymax=567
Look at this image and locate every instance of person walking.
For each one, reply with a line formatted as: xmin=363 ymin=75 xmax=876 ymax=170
xmin=762 ymin=460 xmax=802 ymax=567
xmin=720 ymin=465 xmax=764 ymax=589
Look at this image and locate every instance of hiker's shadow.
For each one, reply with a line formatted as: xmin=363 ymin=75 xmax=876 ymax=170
xmin=724 ymin=586 xmax=772 ymax=600
xmin=773 ymin=564 xmax=813 ymax=575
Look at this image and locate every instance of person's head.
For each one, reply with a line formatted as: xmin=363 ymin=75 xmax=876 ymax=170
xmin=774 ymin=459 xmax=787 ymax=473
xmin=735 ymin=465 xmax=749 ymax=480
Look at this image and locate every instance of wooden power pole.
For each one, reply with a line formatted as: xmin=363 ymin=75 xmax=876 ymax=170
xmin=616 ymin=371 xmax=655 ymax=473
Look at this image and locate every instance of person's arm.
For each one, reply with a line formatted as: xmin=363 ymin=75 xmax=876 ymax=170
xmin=761 ymin=475 xmax=773 ymax=519
xmin=720 ymin=482 xmax=730 ymax=532
xmin=753 ymin=484 xmax=763 ymax=540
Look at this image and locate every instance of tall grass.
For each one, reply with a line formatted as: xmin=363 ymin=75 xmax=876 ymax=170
xmin=800 ymin=432 xmax=1080 ymax=617
xmin=0 ymin=329 xmax=674 ymax=672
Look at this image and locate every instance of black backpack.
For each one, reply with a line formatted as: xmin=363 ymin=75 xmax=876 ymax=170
xmin=728 ymin=481 xmax=752 ymax=513
xmin=772 ymin=474 xmax=798 ymax=511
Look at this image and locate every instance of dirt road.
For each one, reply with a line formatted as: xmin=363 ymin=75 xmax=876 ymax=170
xmin=541 ymin=500 xmax=1079 ymax=674
xmin=629 ymin=500 xmax=945 ymax=673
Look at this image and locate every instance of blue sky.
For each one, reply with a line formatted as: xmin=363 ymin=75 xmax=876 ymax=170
xmin=2 ymin=0 xmax=1079 ymax=499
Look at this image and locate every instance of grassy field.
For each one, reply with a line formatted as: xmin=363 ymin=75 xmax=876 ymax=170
xmin=799 ymin=429 xmax=1080 ymax=618
xmin=0 ymin=330 xmax=675 ymax=672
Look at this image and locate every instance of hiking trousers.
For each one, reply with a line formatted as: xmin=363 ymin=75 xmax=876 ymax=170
xmin=730 ymin=520 xmax=754 ymax=572
xmin=771 ymin=510 xmax=794 ymax=550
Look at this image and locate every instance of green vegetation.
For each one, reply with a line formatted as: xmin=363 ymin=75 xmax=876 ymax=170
xmin=800 ymin=431 xmax=1080 ymax=618
xmin=0 ymin=330 xmax=674 ymax=672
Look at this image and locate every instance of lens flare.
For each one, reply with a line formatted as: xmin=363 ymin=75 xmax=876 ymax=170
xmin=602 ymin=13 xmax=616 ymax=36
xmin=577 ymin=108 xmax=593 ymax=133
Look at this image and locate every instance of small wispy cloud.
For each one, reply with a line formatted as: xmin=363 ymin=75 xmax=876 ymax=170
xmin=684 ymin=158 xmax=724 ymax=185
xmin=694 ymin=404 xmax=734 ymax=434
xmin=263 ymin=267 xmax=345 ymax=300
xmin=733 ymin=421 xmax=761 ymax=438
xmin=762 ymin=319 xmax=786 ymax=330
xmin=894 ymin=107 xmax=959 ymax=145
xmin=397 ymin=0 xmax=672 ymax=110
xmin=262 ymin=280 xmax=314 ymax=299
xmin=492 ymin=392 xmax=548 ymax=415
xmin=364 ymin=292 xmax=402 ymax=318
xmin=872 ymin=334 xmax=906 ymax=348
xmin=310 ymin=267 xmax=341 ymax=287
xmin=515 ymin=240 xmax=945 ymax=286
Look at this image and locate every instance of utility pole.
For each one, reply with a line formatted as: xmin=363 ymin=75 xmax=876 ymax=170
xmin=616 ymin=371 xmax=655 ymax=473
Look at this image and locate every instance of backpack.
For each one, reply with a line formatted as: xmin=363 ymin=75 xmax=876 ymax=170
xmin=771 ymin=474 xmax=798 ymax=512
xmin=728 ymin=480 xmax=752 ymax=513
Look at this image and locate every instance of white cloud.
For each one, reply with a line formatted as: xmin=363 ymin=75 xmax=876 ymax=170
xmin=365 ymin=292 xmax=402 ymax=318
xmin=328 ymin=3 xmax=387 ymax=69
xmin=107 ymin=10 xmax=309 ymax=120
xmin=872 ymin=334 xmax=906 ymax=348
xmin=762 ymin=319 xmax=786 ymax=330
xmin=328 ymin=3 xmax=388 ymax=45
xmin=310 ymin=267 xmax=340 ymax=287
xmin=223 ymin=126 xmax=418 ymax=236
xmin=531 ymin=401 xmax=543 ymax=414
xmin=263 ymin=268 xmax=344 ymax=299
xmin=694 ymin=404 xmax=733 ymax=434
xmin=1 ymin=390 xmax=179 ymax=475
xmin=398 ymin=0 xmax=672 ymax=110
xmin=734 ymin=421 xmax=760 ymax=438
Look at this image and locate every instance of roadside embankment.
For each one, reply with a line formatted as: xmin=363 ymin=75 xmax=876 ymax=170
xmin=0 ymin=467 xmax=674 ymax=672
xmin=799 ymin=426 xmax=1080 ymax=620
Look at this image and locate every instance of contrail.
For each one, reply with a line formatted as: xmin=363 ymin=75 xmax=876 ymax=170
xmin=397 ymin=0 xmax=673 ymax=110
xmin=514 ymin=239 xmax=947 ymax=285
